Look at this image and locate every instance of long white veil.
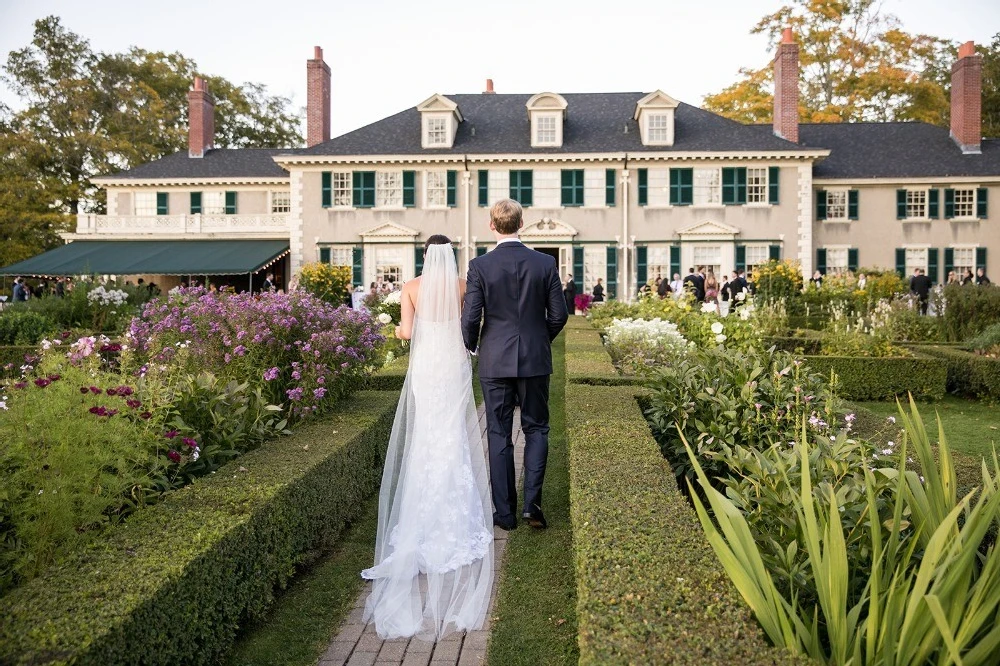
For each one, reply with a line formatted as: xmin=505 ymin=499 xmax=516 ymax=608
xmin=362 ymin=243 xmax=494 ymax=640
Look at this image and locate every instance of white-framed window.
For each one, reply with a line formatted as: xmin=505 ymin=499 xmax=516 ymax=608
xmin=693 ymin=168 xmax=721 ymax=205
xmin=746 ymin=168 xmax=768 ymax=204
xmin=583 ymin=246 xmax=607 ymax=293
xmin=647 ymin=114 xmax=670 ymax=143
xmin=953 ymin=188 xmax=976 ymax=218
xmin=487 ymin=169 xmax=509 ymax=206
xmin=648 ymin=246 xmax=671 ymax=284
xmin=532 ymin=169 xmax=560 ymax=208
xmin=376 ymin=171 xmax=403 ymax=208
xmin=425 ymin=171 xmax=447 ymax=207
xmin=693 ymin=245 xmax=721 ymax=276
xmin=906 ymin=189 xmax=927 ymax=219
xmin=203 ymin=191 xmax=226 ymax=215
xmin=535 ymin=115 xmax=557 ymax=145
xmin=332 ymin=172 xmax=352 ymax=207
xmin=905 ymin=247 xmax=929 ymax=275
xmin=426 ymin=117 xmax=447 ymax=146
xmin=133 ymin=192 xmax=157 ymax=216
xmin=375 ymin=246 xmax=405 ymax=285
xmin=825 ymin=247 xmax=850 ymax=274
xmin=826 ymin=190 xmax=848 ymax=220
xmin=328 ymin=246 xmax=353 ymax=267
xmin=745 ymin=245 xmax=770 ymax=275
xmin=647 ymin=168 xmax=670 ymax=206
xmin=953 ymin=247 xmax=976 ymax=277
xmin=271 ymin=190 xmax=291 ymax=213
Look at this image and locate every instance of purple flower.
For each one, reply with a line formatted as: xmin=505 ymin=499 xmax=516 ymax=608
xmin=80 ymin=386 xmax=90 ymax=394
xmin=286 ymin=387 xmax=304 ymax=402
xmin=140 ymin=411 xmax=152 ymax=420
xmin=89 ymin=386 xmax=102 ymax=394
xmin=263 ymin=367 xmax=280 ymax=381
xmin=33 ymin=378 xmax=51 ymax=388
xmin=164 ymin=430 xmax=179 ymax=439
xmin=46 ymin=374 xmax=61 ymax=382
xmin=167 ymin=450 xmax=181 ymax=463
xmin=182 ymin=437 xmax=198 ymax=449
xmin=233 ymin=345 xmax=247 ymax=357
xmin=106 ymin=388 xmax=118 ymax=396
xmin=313 ymin=387 xmax=327 ymax=400
xmin=126 ymin=399 xmax=141 ymax=409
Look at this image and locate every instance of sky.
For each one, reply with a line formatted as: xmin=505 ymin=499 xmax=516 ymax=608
xmin=1 ymin=0 xmax=998 ymax=139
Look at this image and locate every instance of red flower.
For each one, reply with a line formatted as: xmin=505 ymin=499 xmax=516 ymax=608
xmin=107 ymin=409 xmax=119 ymax=417
xmin=182 ymin=437 xmax=198 ymax=449
xmin=89 ymin=406 xmax=108 ymax=416
xmin=33 ymin=378 xmax=51 ymax=388
xmin=167 ymin=450 xmax=181 ymax=463
xmin=126 ymin=399 xmax=141 ymax=409
xmin=13 ymin=382 xmax=27 ymax=389
xmin=80 ymin=387 xmax=89 ymax=394
xmin=60 ymin=331 xmax=71 ymax=339
xmin=106 ymin=388 xmax=118 ymax=396
xmin=46 ymin=374 xmax=61 ymax=382
xmin=114 ymin=386 xmax=134 ymax=396
xmin=89 ymin=386 xmax=102 ymax=394
xmin=164 ymin=430 xmax=179 ymax=439
xmin=140 ymin=411 xmax=152 ymax=420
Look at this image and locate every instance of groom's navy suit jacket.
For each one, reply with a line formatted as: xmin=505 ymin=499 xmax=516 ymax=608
xmin=462 ymin=241 xmax=568 ymax=378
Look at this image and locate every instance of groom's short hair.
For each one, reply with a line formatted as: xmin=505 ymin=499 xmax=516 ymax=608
xmin=491 ymin=199 xmax=523 ymax=235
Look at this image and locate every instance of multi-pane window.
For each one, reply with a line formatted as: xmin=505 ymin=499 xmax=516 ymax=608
xmin=332 ymin=173 xmax=352 ymax=206
xmin=426 ymin=117 xmax=447 ymax=146
xmin=953 ymin=247 xmax=976 ymax=276
xmin=745 ymin=245 xmax=770 ymax=275
xmin=693 ymin=245 xmax=722 ymax=277
xmin=376 ymin=172 xmax=403 ymax=208
xmin=647 ymin=114 xmax=669 ymax=143
xmin=647 ymin=246 xmax=671 ymax=283
xmin=826 ymin=190 xmax=848 ymax=220
xmin=746 ymin=168 xmax=768 ymax=204
xmin=203 ymin=192 xmax=226 ymax=215
xmin=905 ymin=248 xmax=929 ymax=275
xmin=536 ymin=116 xmax=557 ymax=144
xmin=906 ymin=189 xmax=927 ymax=219
xmin=561 ymin=169 xmax=584 ymax=206
xmin=375 ymin=247 xmax=405 ymax=285
xmin=693 ymin=168 xmax=721 ymax=205
xmin=583 ymin=246 xmax=607 ymax=293
xmin=533 ymin=170 xmax=560 ymax=208
xmin=425 ymin=171 xmax=448 ymax=207
xmin=825 ymin=248 xmax=849 ymax=274
xmin=954 ymin=189 xmax=976 ymax=218
xmin=328 ymin=247 xmax=353 ymax=267
xmin=134 ymin=192 xmax=157 ymax=216
xmin=271 ymin=190 xmax=291 ymax=213
xmin=509 ymin=170 xmax=533 ymax=206
xmin=648 ymin=169 xmax=671 ymax=206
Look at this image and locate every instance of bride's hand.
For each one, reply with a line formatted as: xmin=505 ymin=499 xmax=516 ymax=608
xmin=394 ymin=325 xmax=402 ymax=339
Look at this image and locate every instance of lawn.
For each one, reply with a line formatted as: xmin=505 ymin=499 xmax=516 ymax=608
xmin=852 ymin=394 xmax=1000 ymax=459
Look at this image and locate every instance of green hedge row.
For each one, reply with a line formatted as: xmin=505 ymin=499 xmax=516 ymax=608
xmin=763 ymin=336 xmax=823 ymax=355
xmin=363 ymin=354 xmax=409 ymax=391
xmin=564 ymin=321 xmax=642 ymax=386
xmin=0 ymin=391 xmax=398 ymax=666
xmin=804 ymin=353 xmax=947 ymax=400
xmin=918 ymin=345 xmax=1000 ymax=402
xmin=566 ymin=384 xmax=806 ymax=665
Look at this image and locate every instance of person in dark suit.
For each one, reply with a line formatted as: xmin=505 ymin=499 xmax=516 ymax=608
xmin=910 ymin=268 xmax=932 ymax=314
xmin=564 ymin=274 xmax=577 ymax=314
xmin=462 ymin=199 xmax=568 ymax=531
xmin=729 ymin=268 xmax=749 ymax=308
xmin=592 ymin=278 xmax=605 ymax=302
xmin=262 ymin=272 xmax=276 ymax=292
xmin=682 ymin=267 xmax=701 ymax=301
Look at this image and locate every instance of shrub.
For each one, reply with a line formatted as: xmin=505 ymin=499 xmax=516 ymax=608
xmin=820 ymin=301 xmax=913 ymax=358
xmin=941 ymin=283 xmax=1000 ymax=341
xmin=966 ymin=322 xmax=1000 ymax=352
xmin=919 ymin=345 xmax=1000 ymax=402
xmin=0 ymin=392 xmax=397 ymax=666
xmin=3 ymin=281 xmax=154 ymax=334
xmin=297 ymin=262 xmax=352 ymax=306
xmin=0 ymin=311 xmax=56 ymax=345
xmin=574 ymin=292 xmax=593 ymax=313
xmin=803 ymin=353 xmax=947 ymax=400
xmin=752 ymin=259 xmax=803 ymax=303
xmin=603 ymin=317 xmax=691 ymax=376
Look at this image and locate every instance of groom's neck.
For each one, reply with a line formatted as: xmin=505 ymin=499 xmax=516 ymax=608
xmin=495 ymin=233 xmax=519 ymax=242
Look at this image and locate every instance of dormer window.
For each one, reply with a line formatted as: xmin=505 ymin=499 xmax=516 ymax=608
xmin=647 ymin=114 xmax=670 ymax=143
xmin=426 ymin=117 xmax=448 ymax=146
xmin=526 ymin=92 xmax=568 ymax=148
xmin=417 ymin=93 xmax=462 ymax=149
xmin=634 ymin=90 xmax=679 ymax=147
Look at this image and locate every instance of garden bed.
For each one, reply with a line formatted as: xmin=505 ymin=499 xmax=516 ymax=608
xmin=917 ymin=345 xmax=1000 ymax=402
xmin=803 ymin=353 xmax=947 ymax=400
xmin=0 ymin=391 xmax=398 ymax=666
xmin=565 ymin=318 xmax=642 ymax=386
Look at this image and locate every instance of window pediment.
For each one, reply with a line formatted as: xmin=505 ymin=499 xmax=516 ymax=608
xmin=526 ymin=93 xmax=568 ymax=148
xmin=360 ymin=222 xmax=420 ymax=241
xmin=520 ymin=217 xmax=578 ymax=241
xmin=417 ymin=94 xmax=462 ymax=149
xmin=677 ymin=220 xmax=740 ymax=239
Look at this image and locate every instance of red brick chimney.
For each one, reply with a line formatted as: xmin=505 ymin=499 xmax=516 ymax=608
xmin=307 ymin=46 xmax=331 ymax=147
xmin=483 ymin=78 xmax=495 ymax=94
xmin=951 ymin=41 xmax=982 ymax=154
xmin=187 ymin=76 xmax=215 ymax=158
xmin=772 ymin=27 xmax=799 ymax=143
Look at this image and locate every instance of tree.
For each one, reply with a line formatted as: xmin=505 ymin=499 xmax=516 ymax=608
xmin=703 ymin=0 xmax=954 ymax=125
xmin=982 ymin=33 xmax=1000 ymax=138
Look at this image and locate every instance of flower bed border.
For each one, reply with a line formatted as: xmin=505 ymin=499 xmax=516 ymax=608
xmin=803 ymin=353 xmax=947 ymax=400
xmin=0 ymin=391 xmax=398 ymax=666
xmin=565 ymin=318 xmax=643 ymax=386
xmin=917 ymin=345 xmax=1000 ymax=402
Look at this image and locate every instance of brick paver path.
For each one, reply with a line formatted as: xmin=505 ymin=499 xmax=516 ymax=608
xmin=319 ymin=405 xmax=522 ymax=666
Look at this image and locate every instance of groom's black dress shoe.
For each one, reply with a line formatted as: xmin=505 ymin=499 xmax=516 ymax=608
xmin=493 ymin=515 xmax=517 ymax=531
xmin=522 ymin=506 xmax=547 ymax=529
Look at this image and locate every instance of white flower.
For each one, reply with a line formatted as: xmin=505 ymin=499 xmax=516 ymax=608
xmin=377 ymin=313 xmax=392 ymax=325
xmin=0 ymin=399 xmax=7 ymax=411
xmin=383 ymin=291 xmax=402 ymax=305
xmin=40 ymin=339 xmax=52 ymax=351
xmin=887 ymin=416 xmax=896 ymax=424
xmin=191 ymin=448 xmax=200 ymax=462
xmin=736 ymin=291 xmax=747 ymax=301
xmin=715 ymin=334 xmax=727 ymax=343
xmin=701 ymin=302 xmax=716 ymax=313
xmin=710 ymin=322 xmax=724 ymax=335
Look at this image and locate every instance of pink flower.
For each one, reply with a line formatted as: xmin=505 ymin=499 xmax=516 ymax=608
xmin=164 ymin=430 xmax=179 ymax=439
xmin=126 ymin=399 xmax=141 ymax=409
xmin=182 ymin=437 xmax=198 ymax=449
xmin=106 ymin=388 xmax=118 ymax=396
xmin=89 ymin=386 xmax=102 ymax=394
xmin=167 ymin=450 xmax=181 ymax=463
xmin=313 ymin=387 xmax=327 ymax=400
xmin=46 ymin=374 xmax=61 ymax=382
xmin=33 ymin=378 xmax=51 ymax=388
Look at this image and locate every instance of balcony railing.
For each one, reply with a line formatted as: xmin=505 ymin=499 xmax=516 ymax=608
xmin=75 ymin=213 xmax=290 ymax=235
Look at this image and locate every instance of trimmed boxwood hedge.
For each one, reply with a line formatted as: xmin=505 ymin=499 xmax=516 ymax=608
xmin=803 ymin=353 xmax=947 ymax=400
xmin=363 ymin=354 xmax=409 ymax=391
xmin=763 ymin=336 xmax=823 ymax=355
xmin=566 ymin=383 xmax=807 ymax=665
xmin=918 ymin=345 xmax=1000 ymax=402
xmin=565 ymin=320 xmax=643 ymax=386
xmin=0 ymin=391 xmax=398 ymax=666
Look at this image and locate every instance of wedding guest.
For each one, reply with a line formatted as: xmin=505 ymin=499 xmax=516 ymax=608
xmin=592 ymin=278 xmax=605 ymax=303
xmin=977 ymin=268 xmax=992 ymax=286
xmin=704 ymin=271 xmax=720 ymax=314
xmin=910 ymin=268 xmax=932 ymax=315
xmin=682 ymin=268 xmax=700 ymax=301
xmin=720 ymin=274 xmax=731 ymax=302
xmin=947 ymin=271 xmax=959 ymax=285
xmin=730 ymin=269 xmax=749 ymax=308
xmin=656 ymin=274 xmax=671 ymax=298
xmin=811 ymin=270 xmax=824 ymax=288
xmin=669 ymin=273 xmax=683 ymax=298
xmin=857 ymin=273 xmax=867 ymax=290
xmin=262 ymin=273 xmax=276 ymax=292
xmin=12 ymin=278 xmax=27 ymax=302
xmin=962 ymin=269 xmax=975 ymax=285
xmin=564 ymin=274 xmax=577 ymax=314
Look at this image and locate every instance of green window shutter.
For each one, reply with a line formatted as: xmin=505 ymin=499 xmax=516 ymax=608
xmin=928 ymin=189 xmax=940 ymax=218
xmin=635 ymin=246 xmax=648 ymax=286
xmin=319 ymin=247 xmax=331 ymax=264
xmin=414 ymin=246 xmax=424 ymax=277
xmin=352 ymin=172 xmax=362 ymax=207
xmin=976 ymin=247 xmax=988 ymax=272
xmin=509 ymin=170 xmax=519 ymax=201
xmin=769 ymin=244 xmax=782 ymax=261
xmin=927 ymin=248 xmax=939 ymax=284
xmin=816 ymin=248 xmax=827 ymax=275
xmin=225 ymin=191 xmax=237 ymax=214
xmin=944 ymin=188 xmax=955 ymax=219
xmin=510 ymin=170 xmax=533 ymax=206
xmin=190 ymin=192 xmax=202 ymax=214
xmin=735 ymin=245 xmax=746 ymax=272
xmin=322 ymin=172 xmax=332 ymax=208
xmin=477 ymin=246 xmax=487 ymax=257
xmin=896 ymin=189 xmax=907 ymax=219
xmin=670 ymin=168 xmax=693 ymax=206
xmin=723 ymin=167 xmax=747 ymax=205
xmin=895 ymin=248 xmax=906 ymax=277
xmin=848 ymin=189 xmax=859 ymax=220
xmin=605 ymin=168 xmax=615 ymax=206
xmin=768 ymin=166 xmax=779 ymax=204
xmin=573 ymin=247 xmax=584 ymax=285
xmin=669 ymin=246 xmax=681 ymax=279
xmin=156 ymin=192 xmax=168 ymax=215
xmin=561 ymin=169 xmax=583 ymax=206
xmin=352 ymin=247 xmax=363 ymax=285
xmin=816 ymin=190 xmax=827 ymax=220
xmin=402 ymin=171 xmax=415 ymax=207
xmin=638 ymin=168 xmax=648 ymax=206
xmin=478 ymin=170 xmax=489 ymax=206
xmin=848 ymin=248 xmax=859 ymax=272
xmin=363 ymin=172 xmax=376 ymax=207
xmin=446 ymin=170 xmax=457 ymax=207
xmin=977 ymin=188 xmax=988 ymax=219
xmin=606 ymin=245 xmax=618 ymax=300
xmin=944 ymin=248 xmax=955 ymax=278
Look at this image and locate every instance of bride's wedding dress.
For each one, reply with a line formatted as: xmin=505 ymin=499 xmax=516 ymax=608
xmin=361 ymin=244 xmax=494 ymax=641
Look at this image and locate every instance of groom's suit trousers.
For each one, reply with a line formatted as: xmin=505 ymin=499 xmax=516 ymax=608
xmin=480 ymin=375 xmax=550 ymax=522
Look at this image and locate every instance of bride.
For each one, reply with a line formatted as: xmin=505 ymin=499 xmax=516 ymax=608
xmin=361 ymin=235 xmax=494 ymax=641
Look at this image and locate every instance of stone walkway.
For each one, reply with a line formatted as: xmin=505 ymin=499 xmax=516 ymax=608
xmin=318 ymin=405 xmax=522 ymax=666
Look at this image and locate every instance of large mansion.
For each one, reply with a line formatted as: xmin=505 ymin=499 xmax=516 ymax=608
xmin=5 ymin=32 xmax=998 ymax=300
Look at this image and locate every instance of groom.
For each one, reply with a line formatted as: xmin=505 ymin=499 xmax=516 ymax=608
xmin=461 ymin=199 xmax=568 ymax=530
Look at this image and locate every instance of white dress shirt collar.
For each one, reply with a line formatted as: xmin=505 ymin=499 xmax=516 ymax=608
xmin=495 ymin=237 xmax=521 ymax=247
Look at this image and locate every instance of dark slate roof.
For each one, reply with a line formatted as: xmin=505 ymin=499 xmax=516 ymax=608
xmin=301 ymin=92 xmax=804 ymax=155
xmin=798 ymin=122 xmax=1000 ymax=179
xmin=103 ymin=148 xmax=295 ymax=179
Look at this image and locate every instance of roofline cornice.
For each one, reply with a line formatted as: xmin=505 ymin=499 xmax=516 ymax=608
xmin=814 ymin=175 xmax=1000 ymax=185
xmin=92 ymin=176 xmax=291 ymax=186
